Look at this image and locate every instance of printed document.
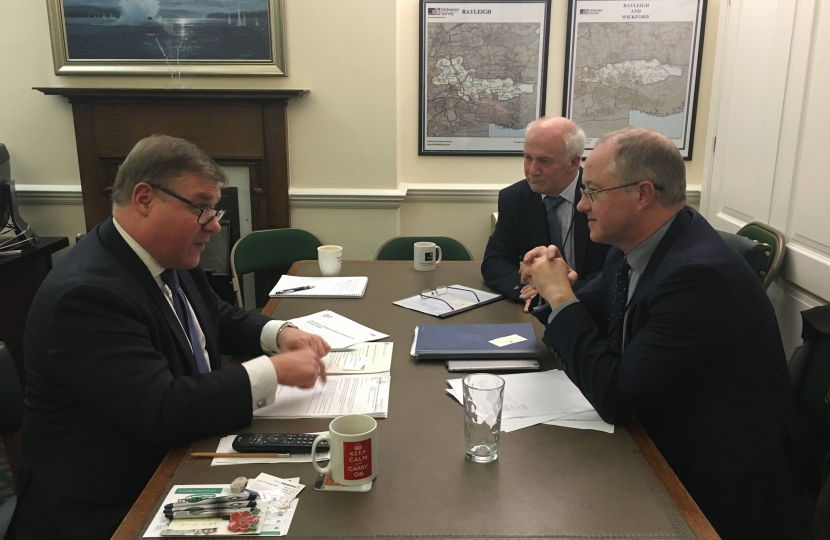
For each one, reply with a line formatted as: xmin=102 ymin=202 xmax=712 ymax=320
xmin=254 ymin=374 xmax=390 ymax=419
xmin=323 ymin=342 xmax=393 ymax=374
xmin=446 ymin=370 xmax=613 ymax=433
xmin=289 ymin=310 xmax=388 ymax=349
xmin=393 ymin=285 xmax=501 ymax=317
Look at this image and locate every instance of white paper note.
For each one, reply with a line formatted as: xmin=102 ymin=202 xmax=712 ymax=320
xmin=290 ymin=310 xmax=388 ymax=349
xmin=323 ymin=342 xmax=393 ymax=374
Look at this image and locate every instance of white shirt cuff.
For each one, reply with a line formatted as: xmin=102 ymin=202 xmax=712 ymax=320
xmin=547 ymin=299 xmax=581 ymax=325
xmin=242 ymin=356 xmax=279 ymax=410
xmin=261 ymin=319 xmax=289 ymax=355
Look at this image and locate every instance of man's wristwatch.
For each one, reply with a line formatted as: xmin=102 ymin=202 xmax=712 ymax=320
xmin=275 ymin=321 xmax=298 ymax=352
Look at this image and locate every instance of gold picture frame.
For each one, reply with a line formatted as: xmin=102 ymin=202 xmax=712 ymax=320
xmin=46 ymin=0 xmax=286 ymax=76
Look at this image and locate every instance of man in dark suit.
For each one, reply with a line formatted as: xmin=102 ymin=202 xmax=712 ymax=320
xmin=12 ymin=135 xmax=330 ymax=540
xmin=522 ymin=128 xmax=800 ymax=539
xmin=482 ymin=117 xmax=609 ymax=311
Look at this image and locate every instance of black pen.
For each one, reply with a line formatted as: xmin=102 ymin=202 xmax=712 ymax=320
xmin=165 ymin=501 xmax=257 ymax=512
xmin=165 ymin=508 xmax=257 ymax=520
xmin=165 ymin=493 xmax=256 ymax=510
xmin=273 ymin=285 xmax=315 ymax=294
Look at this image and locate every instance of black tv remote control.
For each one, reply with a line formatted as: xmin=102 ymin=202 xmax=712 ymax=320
xmin=232 ymin=433 xmax=329 ymax=454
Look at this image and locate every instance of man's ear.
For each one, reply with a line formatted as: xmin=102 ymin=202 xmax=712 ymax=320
xmin=569 ymin=154 xmax=582 ymax=171
xmin=132 ymin=183 xmax=155 ymax=216
xmin=637 ymin=180 xmax=658 ymax=208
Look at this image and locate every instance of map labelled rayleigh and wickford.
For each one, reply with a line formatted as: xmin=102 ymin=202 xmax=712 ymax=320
xmin=427 ymin=23 xmax=541 ymax=138
xmin=572 ymin=22 xmax=693 ymax=141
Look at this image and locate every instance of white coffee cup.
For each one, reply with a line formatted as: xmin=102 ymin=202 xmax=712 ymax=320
xmin=317 ymin=245 xmax=343 ymax=277
xmin=414 ymin=242 xmax=442 ymax=271
xmin=312 ymin=414 xmax=377 ymax=485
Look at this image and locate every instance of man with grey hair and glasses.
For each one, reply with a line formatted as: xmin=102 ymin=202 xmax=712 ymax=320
xmin=521 ymin=127 xmax=800 ymax=539
xmin=482 ymin=116 xmax=609 ymax=312
xmin=12 ymin=135 xmax=330 ymax=540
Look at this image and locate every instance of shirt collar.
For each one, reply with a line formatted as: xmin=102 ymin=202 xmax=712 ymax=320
xmin=626 ymin=213 xmax=677 ymax=274
xmin=541 ymin=169 xmax=580 ymax=205
xmin=113 ymin=217 xmax=166 ymax=279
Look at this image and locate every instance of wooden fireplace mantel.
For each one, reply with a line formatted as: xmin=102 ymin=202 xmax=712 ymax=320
xmin=36 ymin=87 xmax=309 ymax=303
xmin=34 ymin=86 xmax=308 ymax=231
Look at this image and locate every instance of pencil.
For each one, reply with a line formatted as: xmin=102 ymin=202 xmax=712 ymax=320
xmin=191 ymin=452 xmax=291 ymax=458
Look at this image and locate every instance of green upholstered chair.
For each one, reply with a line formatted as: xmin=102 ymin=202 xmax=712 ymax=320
xmin=374 ymin=236 xmax=473 ymax=261
xmin=717 ymin=221 xmax=786 ymax=290
xmin=231 ymin=228 xmax=322 ymax=308
xmin=737 ymin=221 xmax=786 ymax=290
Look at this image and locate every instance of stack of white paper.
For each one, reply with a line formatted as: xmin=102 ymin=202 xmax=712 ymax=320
xmin=447 ymin=370 xmax=613 ymax=433
xmin=254 ymin=374 xmax=390 ymax=419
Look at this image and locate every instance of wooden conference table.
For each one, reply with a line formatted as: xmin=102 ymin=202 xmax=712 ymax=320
xmin=115 ymin=260 xmax=719 ymax=539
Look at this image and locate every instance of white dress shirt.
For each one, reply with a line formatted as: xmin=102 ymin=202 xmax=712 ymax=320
xmin=113 ymin=218 xmax=280 ymax=410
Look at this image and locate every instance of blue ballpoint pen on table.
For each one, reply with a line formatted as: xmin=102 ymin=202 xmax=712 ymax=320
xmin=274 ymin=285 xmax=315 ymax=295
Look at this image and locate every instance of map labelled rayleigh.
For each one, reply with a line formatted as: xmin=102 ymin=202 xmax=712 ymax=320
xmin=572 ymin=22 xmax=693 ymax=140
xmin=427 ymin=23 xmax=541 ymax=138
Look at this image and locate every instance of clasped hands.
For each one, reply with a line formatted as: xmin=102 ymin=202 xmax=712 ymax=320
xmin=269 ymin=327 xmax=330 ymax=389
xmin=518 ymin=245 xmax=578 ymax=312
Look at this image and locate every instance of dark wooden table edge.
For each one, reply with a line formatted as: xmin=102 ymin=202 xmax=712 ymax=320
xmin=112 ymin=260 xmax=719 ymax=539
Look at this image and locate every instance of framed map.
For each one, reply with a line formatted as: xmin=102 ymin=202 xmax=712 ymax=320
xmin=563 ymin=0 xmax=707 ymax=159
xmin=419 ymin=0 xmax=551 ymax=155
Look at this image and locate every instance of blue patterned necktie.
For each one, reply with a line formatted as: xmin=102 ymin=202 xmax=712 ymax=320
xmin=607 ymin=256 xmax=631 ymax=354
xmin=161 ymin=269 xmax=211 ymax=374
xmin=543 ymin=196 xmax=565 ymax=250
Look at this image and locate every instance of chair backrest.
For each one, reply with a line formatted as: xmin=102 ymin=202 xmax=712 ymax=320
xmin=0 ymin=342 xmax=22 ymax=436
xmin=374 ymin=236 xmax=473 ymax=261
xmin=0 ymin=341 xmax=23 ymax=486
xmin=230 ymin=228 xmax=323 ymax=307
xmin=717 ymin=230 xmax=771 ymax=288
xmin=736 ymin=221 xmax=786 ymax=290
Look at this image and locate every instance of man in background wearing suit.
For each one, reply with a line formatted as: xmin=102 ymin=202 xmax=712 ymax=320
xmin=522 ymin=127 xmax=800 ymax=539
xmin=481 ymin=116 xmax=609 ymax=311
xmin=12 ymin=135 xmax=330 ymax=540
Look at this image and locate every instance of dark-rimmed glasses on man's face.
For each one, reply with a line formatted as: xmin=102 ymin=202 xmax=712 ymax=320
xmin=420 ymin=286 xmax=481 ymax=310
xmin=580 ymin=181 xmax=662 ymax=202
xmin=148 ymin=184 xmax=225 ymax=225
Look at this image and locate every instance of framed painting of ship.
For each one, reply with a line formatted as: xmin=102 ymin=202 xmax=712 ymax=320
xmin=46 ymin=0 xmax=286 ymax=76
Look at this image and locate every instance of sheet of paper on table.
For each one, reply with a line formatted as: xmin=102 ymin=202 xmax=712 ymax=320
xmin=289 ymin=310 xmax=388 ymax=349
xmin=323 ymin=342 xmax=393 ymax=374
xmin=143 ymin=478 xmax=304 ymax=537
xmin=210 ymin=434 xmax=330 ymax=466
xmin=393 ymin=284 xmax=501 ymax=317
xmin=142 ymin=485 xmax=267 ymax=537
xmin=254 ymin=374 xmax=390 ymax=419
xmin=446 ymin=370 xmax=614 ymax=434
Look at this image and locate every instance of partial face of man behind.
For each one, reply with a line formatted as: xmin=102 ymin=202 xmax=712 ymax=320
xmin=523 ymin=119 xmax=582 ymax=197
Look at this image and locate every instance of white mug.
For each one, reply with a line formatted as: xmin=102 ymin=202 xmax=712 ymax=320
xmin=317 ymin=245 xmax=343 ymax=277
xmin=414 ymin=242 xmax=442 ymax=272
xmin=312 ymin=414 xmax=377 ymax=485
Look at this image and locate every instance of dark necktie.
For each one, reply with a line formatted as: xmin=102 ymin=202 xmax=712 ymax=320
xmin=543 ymin=196 xmax=565 ymax=250
xmin=161 ymin=269 xmax=211 ymax=374
xmin=607 ymin=256 xmax=631 ymax=354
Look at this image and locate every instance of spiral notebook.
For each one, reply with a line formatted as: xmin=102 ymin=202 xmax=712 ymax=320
xmin=269 ymin=275 xmax=368 ymax=298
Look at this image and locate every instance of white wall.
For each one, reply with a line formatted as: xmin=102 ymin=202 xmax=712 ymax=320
xmin=701 ymin=0 xmax=828 ymax=356
xmin=1 ymin=0 xmax=716 ymax=262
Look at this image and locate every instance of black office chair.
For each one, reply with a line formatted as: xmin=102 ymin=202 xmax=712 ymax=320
xmin=0 ymin=342 xmax=23 ymax=538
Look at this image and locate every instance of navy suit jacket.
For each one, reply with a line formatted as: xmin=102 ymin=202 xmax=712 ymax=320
xmin=544 ymin=208 xmax=798 ymax=536
xmin=14 ymin=217 xmax=270 ymax=540
xmin=481 ymin=173 xmax=610 ymax=301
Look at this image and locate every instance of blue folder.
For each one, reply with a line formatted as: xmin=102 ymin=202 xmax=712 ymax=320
xmin=414 ymin=323 xmax=539 ymax=360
